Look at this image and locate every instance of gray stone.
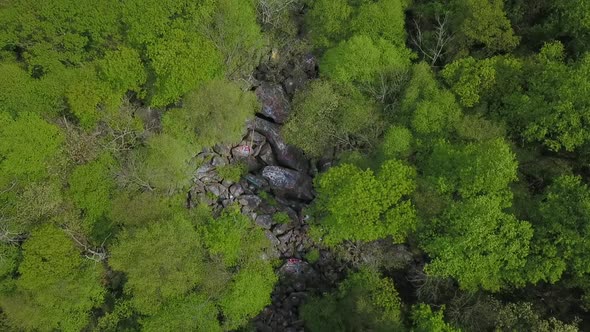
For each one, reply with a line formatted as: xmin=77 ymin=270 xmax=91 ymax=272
xmin=274 ymin=224 xmax=293 ymax=237
xmin=231 ymin=145 xmax=252 ymax=159
xmin=207 ymin=183 xmax=227 ymax=198
xmin=238 ymin=194 xmax=262 ymax=209
xmin=192 ymin=180 xmax=206 ymax=193
xmin=283 ymin=68 xmax=308 ymax=96
xmin=244 ymin=174 xmax=269 ymax=190
xmin=199 ymin=172 xmax=221 ymax=183
xmin=244 ymin=130 xmax=267 ymax=145
xmin=283 ymin=77 xmax=296 ymax=96
xmin=229 ymin=183 xmax=245 ymax=198
xmin=196 ymin=193 xmax=216 ymax=206
xmin=262 ymin=166 xmax=313 ymax=201
xmin=248 ymin=118 xmax=308 ymax=172
xmin=255 ymin=82 xmax=290 ymax=124
xmin=213 ymin=144 xmax=231 ymax=156
xmin=265 ymin=230 xmax=281 ymax=247
xmin=258 ymin=203 xmax=278 ymax=215
xmin=255 ymin=215 xmax=274 ymax=229
xmin=196 ymin=164 xmax=215 ymax=176
xmin=211 ymin=156 xmax=227 ymax=167
xmin=258 ymin=143 xmax=277 ymax=166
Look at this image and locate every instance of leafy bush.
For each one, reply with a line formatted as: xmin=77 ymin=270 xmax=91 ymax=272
xmin=273 ymin=211 xmax=291 ymax=224
xmin=216 ymin=163 xmax=247 ymax=183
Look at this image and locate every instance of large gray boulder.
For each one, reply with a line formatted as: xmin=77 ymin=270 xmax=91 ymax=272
xmin=249 ymin=117 xmax=308 ymax=172
xmin=255 ymin=82 xmax=290 ymax=124
xmin=262 ymin=166 xmax=313 ymax=201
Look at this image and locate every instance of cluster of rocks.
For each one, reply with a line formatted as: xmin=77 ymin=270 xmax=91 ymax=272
xmin=255 ymin=249 xmax=351 ymax=332
xmin=189 ymin=78 xmax=316 ymax=260
xmin=255 ymin=263 xmax=317 ymax=332
xmin=189 ymin=49 xmax=339 ymax=330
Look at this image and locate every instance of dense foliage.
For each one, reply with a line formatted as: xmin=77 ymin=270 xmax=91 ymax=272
xmin=0 ymin=0 xmax=589 ymax=330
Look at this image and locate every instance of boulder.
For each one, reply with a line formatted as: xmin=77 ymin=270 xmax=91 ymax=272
xmin=229 ymin=183 xmax=245 ymax=198
xmin=255 ymin=214 xmax=274 ymax=230
xmin=238 ymin=194 xmax=262 ymax=210
xmin=255 ymin=82 xmax=290 ymax=124
xmin=262 ymin=166 xmax=313 ymax=201
xmin=213 ymin=144 xmax=231 ymax=156
xmin=258 ymin=143 xmax=277 ymax=166
xmin=207 ymin=183 xmax=228 ymax=198
xmin=231 ymin=145 xmax=252 ymax=159
xmin=244 ymin=174 xmax=269 ymax=191
xmin=249 ymin=118 xmax=308 ymax=172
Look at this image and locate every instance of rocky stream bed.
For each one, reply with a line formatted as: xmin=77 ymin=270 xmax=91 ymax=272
xmin=185 ymin=52 xmax=349 ymax=331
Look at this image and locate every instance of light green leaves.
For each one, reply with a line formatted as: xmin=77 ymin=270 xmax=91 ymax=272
xmin=424 ymin=139 xmax=517 ymax=199
xmin=423 ymin=195 xmax=532 ymax=292
xmin=1 ymin=225 xmax=105 ymax=332
xmin=311 ymin=159 xmax=416 ymax=246
xmin=109 ymin=216 xmax=205 ymax=315
xmin=322 ymin=35 xmax=412 ymax=86
xmin=147 ymin=29 xmax=222 ymax=107
xmin=0 ymin=112 xmax=63 ymax=185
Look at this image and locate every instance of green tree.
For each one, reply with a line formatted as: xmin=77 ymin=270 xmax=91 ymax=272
xmin=147 ymin=28 xmax=222 ymax=107
xmin=412 ymin=304 xmax=460 ymax=332
xmin=138 ymin=134 xmax=197 ymax=192
xmin=164 ymin=79 xmax=257 ymax=147
xmin=451 ymin=0 xmax=519 ymax=53
xmin=219 ymin=260 xmax=277 ymax=330
xmin=109 ymin=215 xmax=206 ymax=315
xmin=421 ymin=195 xmax=532 ymax=291
xmin=207 ymin=0 xmax=266 ymax=78
xmin=321 ymin=35 xmax=412 ymax=87
xmin=306 ymin=0 xmax=409 ymax=49
xmin=1 ymin=225 xmax=105 ymax=331
xmin=0 ymin=62 xmax=63 ymax=117
xmin=503 ymin=42 xmax=590 ymax=151
xmin=140 ymin=294 xmax=222 ymax=332
xmin=201 ymin=208 xmax=271 ymax=268
xmin=0 ymin=180 xmax=63 ymax=237
xmin=494 ymin=301 xmax=580 ymax=332
xmin=551 ymin=1 xmax=590 ymax=54
xmin=311 ymin=159 xmax=416 ymax=246
xmin=283 ymin=80 xmax=380 ymax=157
xmin=301 ymin=268 xmax=403 ymax=332
xmin=527 ymin=175 xmax=590 ymax=283
xmin=120 ymin=0 xmax=215 ymax=47
xmin=0 ymin=112 xmax=64 ymax=185
xmin=423 ymin=139 xmax=518 ymax=198
xmin=401 ymin=63 xmax=462 ymax=137
xmin=381 ymin=125 xmax=413 ymax=158
xmin=441 ymin=56 xmax=497 ymax=108
xmin=350 ymin=0 xmax=408 ymax=47
xmin=0 ymin=0 xmax=120 ymax=74
xmin=109 ymin=191 xmax=181 ymax=228
xmin=97 ymin=46 xmax=147 ymax=95
xmin=68 ymin=153 xmax=117 ymax=239
xmin=305 ymin=0 xmax=353 ymax=49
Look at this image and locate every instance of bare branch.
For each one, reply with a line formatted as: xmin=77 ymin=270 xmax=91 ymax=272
xmin=411 ymin=13 xmax=454 ymax=67
xmin=64 ymin=228 xmax=109 ymax=263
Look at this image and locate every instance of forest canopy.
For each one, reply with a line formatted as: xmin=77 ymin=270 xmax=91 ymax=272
xmin=0 ymin=0 xmax=589 ymax=331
